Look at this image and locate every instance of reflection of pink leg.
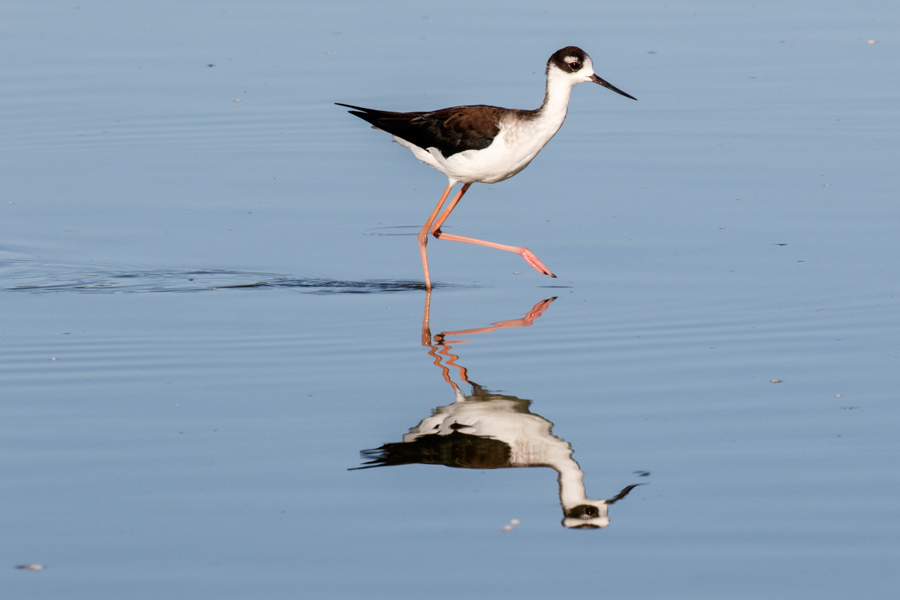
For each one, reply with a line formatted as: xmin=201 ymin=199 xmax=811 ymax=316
xmin=507 ymin=296 xmax=557 ymax=327
xmin=421 ymin=289 xmax=434 ymax=346
xmin=439 ymin=297 xmax=557 ymax=342
xmin=429 ymin=182 xmax=555 ymax=278
xmin=423 ymin=296 xmax=557 ymax=393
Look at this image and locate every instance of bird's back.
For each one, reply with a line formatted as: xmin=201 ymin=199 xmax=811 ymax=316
xmin=337 ymin=103 xmax=516 ymax=158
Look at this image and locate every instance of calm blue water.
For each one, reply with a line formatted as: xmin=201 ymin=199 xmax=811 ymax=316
xmin=2 ymin=1 xmax=899 ymax=598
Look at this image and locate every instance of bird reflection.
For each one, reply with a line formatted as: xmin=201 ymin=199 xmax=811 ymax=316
xmin=355 ymin=293 xmax=640 ymax=529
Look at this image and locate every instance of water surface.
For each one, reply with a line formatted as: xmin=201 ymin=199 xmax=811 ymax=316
xmin=2 ymin=1 xmax=899 ymax=598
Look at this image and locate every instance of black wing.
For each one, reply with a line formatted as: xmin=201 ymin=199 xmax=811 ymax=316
xmin=336 ymin=102 xmax=503 ymax=158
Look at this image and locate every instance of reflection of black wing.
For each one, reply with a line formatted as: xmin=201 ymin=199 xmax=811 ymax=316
xmin=336 ymin=103 xmax=504 ymax=158
xmin=350 ymin=430 xmax=512 ymax=470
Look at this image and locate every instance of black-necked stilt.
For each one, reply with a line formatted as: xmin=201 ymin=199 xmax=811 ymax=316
xmin=337 ymin=46 xmax=636 ymax=289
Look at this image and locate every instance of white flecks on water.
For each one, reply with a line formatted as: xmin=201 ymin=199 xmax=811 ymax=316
xmin=501 ymin=519 xmax=521 ymax=532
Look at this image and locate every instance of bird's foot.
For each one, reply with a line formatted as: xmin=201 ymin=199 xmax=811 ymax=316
xmin=519 ymin=248 xmax=555 ymax=278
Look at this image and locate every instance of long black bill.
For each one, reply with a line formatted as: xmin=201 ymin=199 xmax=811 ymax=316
xmin=591 ymin=74 xmax=637 ymax=101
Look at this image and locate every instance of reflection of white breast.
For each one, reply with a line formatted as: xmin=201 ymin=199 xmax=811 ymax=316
xmin=402 ymin=394 xmax=573 ymax=469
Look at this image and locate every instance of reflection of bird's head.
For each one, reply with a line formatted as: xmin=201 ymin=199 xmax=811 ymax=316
xmin=562 ymin=501 xmax=610 ymax=529
xmin=562 ymin=483 xmax=643 ymax=529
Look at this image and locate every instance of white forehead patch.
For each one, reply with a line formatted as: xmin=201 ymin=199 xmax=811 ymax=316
xmin=582 ymin=56 xmax=595 ymax=73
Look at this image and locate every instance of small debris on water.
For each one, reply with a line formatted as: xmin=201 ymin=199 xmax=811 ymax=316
xmin=501 ymin=518 xmax=520 ymax=532
xmin=770 ymin=379 xmax=782 ymax=384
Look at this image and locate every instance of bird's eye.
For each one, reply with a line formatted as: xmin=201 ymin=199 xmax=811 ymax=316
xmin=568 ymin=61 xmax=580 ymax=70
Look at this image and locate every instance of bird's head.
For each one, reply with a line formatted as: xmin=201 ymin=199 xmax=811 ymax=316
xmin=548 ymin=46 xmax=637 ymax=100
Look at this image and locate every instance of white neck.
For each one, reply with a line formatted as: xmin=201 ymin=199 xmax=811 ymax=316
xmin=510 ymin=431 xmax=591 ymax=509
xmin=533 ymin=66 xmax=577 ymax=133
xmin=549 ymin=450 xmax=590 ymax=508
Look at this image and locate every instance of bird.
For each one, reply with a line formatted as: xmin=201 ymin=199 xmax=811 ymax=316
xmin=337 ymin=46 xmax=636 ymax=289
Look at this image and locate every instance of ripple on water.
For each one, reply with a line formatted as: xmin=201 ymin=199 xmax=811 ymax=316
xmin=0 ymin=258 xmax=469 ymax=294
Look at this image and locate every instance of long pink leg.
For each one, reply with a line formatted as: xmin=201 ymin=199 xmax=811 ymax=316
xmin=430 ymin=183 xmax=555 ymax=278
xmin=418 ymin=184 xmax=455 ymax=290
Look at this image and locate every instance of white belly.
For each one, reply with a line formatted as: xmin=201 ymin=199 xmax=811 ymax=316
xmin=393 ymin=114 xmax=566 ymax=185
